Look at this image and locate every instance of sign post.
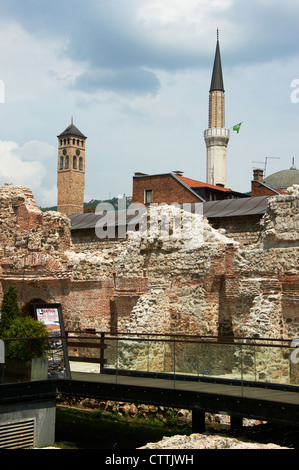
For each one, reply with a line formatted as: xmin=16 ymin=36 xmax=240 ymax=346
xmin=0 ymin=339 xmax=4 ymax=384
xmin=0 ymin=339 xmax=4 ymax=363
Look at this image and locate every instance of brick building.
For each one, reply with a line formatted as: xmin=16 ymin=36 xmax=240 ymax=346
xmin=132 ymin=171 xmax=246 ymax=205
xmin=251 ymin=169 xmax=288 ymax=197
xmin=251 ymin=164 xmax=299 ymax=197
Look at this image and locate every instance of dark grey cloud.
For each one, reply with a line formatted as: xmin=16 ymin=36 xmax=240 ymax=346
xmin=74 ymin=67 xmax=161 ymax=96
xmin=222 ymin=1 xmax=299 ymax=66
xmin=1 ymin=0 xmax=298 ymax=96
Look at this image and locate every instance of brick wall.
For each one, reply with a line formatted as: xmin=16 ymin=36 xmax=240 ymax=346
xmin=251 ymin=180 xmax=279 ymax=197
xmin=133 ymin=174 xmax=200 ymax=205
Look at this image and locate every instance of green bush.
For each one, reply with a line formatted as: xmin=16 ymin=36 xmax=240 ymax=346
xmin=0 ymin=287 xmax=49 ymax=364
xmin=0 ymin=286 xmax=22 ymax=334
xmin=2 ymin=316 xmax=49 ymax=364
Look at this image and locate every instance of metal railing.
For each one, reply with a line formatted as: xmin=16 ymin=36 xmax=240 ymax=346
xmin=1 ymin=332 xmax=299 ymax=389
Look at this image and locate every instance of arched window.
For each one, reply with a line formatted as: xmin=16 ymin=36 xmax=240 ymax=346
xmin=65 ymin=155 xmax=69 ymax=169
xmin=60 ymin=156 xmax=64 ymax=170
xmin=79 ymin=157 xmax=83 ymax=170
xmin=73 ymin=138 xmax=75 ymax=145
xmin=77 ymin=139 xmax=80 ymax=146
xmin=73 ymin=156 xmax=77 ymax=169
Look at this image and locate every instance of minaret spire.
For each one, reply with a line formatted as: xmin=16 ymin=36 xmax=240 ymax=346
xmin=210 ymin=29 xmax=224 ymax=94
xmin=204 ymin=30 xmax=230 ymax=187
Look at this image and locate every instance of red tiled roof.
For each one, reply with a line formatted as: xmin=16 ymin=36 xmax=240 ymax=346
xmin=175 ymin=174 xmax=231 ymax=192
xmin=273 ymin=188 xmax=287 ymax=194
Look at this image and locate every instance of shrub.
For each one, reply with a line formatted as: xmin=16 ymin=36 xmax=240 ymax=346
xmin=2 ymin=316 xmax=49 ymax=364
xmin=0 ymin=286 xmax=22 ymax=334
xmin=0 ymin=287 xmax=49 ymax=364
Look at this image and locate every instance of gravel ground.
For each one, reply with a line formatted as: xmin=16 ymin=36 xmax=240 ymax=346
xmin=139 ymin=431 xmax=290 ymax=449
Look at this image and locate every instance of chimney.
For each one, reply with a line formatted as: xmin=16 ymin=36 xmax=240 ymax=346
xmin=253 ymin=169 xmax=264 ymax=182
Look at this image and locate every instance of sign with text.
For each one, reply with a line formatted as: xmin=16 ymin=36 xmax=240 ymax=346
xmin=32 ymin=303 xmax=71 ymax=379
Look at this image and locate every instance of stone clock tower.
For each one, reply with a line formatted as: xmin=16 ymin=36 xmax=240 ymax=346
xmin=204 ymin=31 xmax=229 ymax=187
xmin=57 ymin=119 xmax=87 ymax=215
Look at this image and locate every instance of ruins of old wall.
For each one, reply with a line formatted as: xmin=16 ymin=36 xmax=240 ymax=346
xmin=0 ymin=184 xmax=298 ymax=346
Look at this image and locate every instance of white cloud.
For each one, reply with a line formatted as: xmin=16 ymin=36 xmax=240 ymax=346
xmin=0 ymin=21 xmax=84 ymax=105
xmin=0 ymin=140 xmax=57 ymax=207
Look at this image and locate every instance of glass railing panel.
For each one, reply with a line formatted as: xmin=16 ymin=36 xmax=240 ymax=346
xmin=289 ymin=339 xmax=299 ymax=385
xmin=172 ymin=339 xmax=244 ymax=381
xmin=1 ymin=334 xmax=299 ymax=390
xmin=47 ymin=337 xmax=67 ymax=379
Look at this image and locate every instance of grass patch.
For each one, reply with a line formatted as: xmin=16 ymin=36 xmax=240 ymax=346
xmin=54 ymin=406 xmax=192 ymax=449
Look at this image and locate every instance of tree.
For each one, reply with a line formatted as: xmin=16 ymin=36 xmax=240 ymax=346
xmin=0 ymin=286 xmax=22 ymax=335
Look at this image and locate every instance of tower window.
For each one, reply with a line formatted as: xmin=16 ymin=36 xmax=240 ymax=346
xmin=73 ymin=156 xmax=77 ymax=169
xmin=65 ymin=155 xmax=69 ymax=169
xmin=60 ymin=156 xmax=64 ymax=170
xmin=81 ymin=140 xmax=84 ymax=147
xmin=77 ymin=139 xmax=80 ymax=146
xmin=79 ymin=157 xmax=83 ymax=170
xmin=73 ymin=138 xmax=75 ymax=145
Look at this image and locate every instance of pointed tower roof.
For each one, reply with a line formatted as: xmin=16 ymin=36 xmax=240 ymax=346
xmin=58 ymin=118 xmax=87 ymax=139
xmin=210 ymin=30 xmax=224 ymax=92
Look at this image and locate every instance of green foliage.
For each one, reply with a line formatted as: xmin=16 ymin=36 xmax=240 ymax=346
xmin=2 ymin=316 xmax=49 ymax=364
xmin=0 ymin=286 xmax=22 ymax=334
xmin=55 ymin=406 xmax=192 ymax=449
xmin=0 ymin=287 xmax=49 ymax=364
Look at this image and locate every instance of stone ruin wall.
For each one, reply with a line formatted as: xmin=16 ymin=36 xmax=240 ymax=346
xmin=0 ymin=183 xmax=298 ymax=382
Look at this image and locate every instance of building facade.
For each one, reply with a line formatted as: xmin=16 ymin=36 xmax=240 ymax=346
xmin=132 ymin=171 xmax=245 ymax=205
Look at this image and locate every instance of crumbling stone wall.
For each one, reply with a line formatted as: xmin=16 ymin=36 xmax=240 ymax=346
xmin=0 ymin=184 xmax=298 ymax=353
xmin=262 ymin=184 xmax=299 ymax=249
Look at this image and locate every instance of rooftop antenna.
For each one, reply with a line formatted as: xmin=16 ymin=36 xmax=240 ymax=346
xmin=252 ymin=156 xmax=280 ymax=177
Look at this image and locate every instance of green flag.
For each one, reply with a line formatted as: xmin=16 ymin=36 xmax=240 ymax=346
xmin=233 ymin=122 xmax=242 ymax=133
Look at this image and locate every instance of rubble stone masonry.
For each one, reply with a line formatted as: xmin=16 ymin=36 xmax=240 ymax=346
xmin=0 ymin=183 xmax=298 ymax=354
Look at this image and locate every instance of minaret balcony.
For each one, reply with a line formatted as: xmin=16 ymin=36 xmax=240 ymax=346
xmin=204 ymin=128 xmax=230 ymax=138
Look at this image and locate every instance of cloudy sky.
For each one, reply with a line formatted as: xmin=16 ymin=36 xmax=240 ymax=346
xmin=0 ymin=0 xmax=298 ymax=207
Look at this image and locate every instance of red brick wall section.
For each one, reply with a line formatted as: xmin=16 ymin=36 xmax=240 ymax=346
xmin=251 ymin=180 xmax=277 ymax=197
xmin=133 ymin=174 xmax=200 ymax=205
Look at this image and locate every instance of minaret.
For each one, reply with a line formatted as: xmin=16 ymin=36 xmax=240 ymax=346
xmin=204 ymin=30 xmax=229 ymax=187
xmin=57 ymin=119 xmax=87 ymax=215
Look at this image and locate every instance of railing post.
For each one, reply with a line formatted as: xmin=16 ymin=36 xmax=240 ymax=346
xmin=173 ymin=340 xmax=176 ymax=389
xmin=100 ymin=332 xmax=105 ymax=374
xmin=240 ymin=344 xmax=244 ymax=396
xmin=192 ymin=409 xmax=205 ymax=433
